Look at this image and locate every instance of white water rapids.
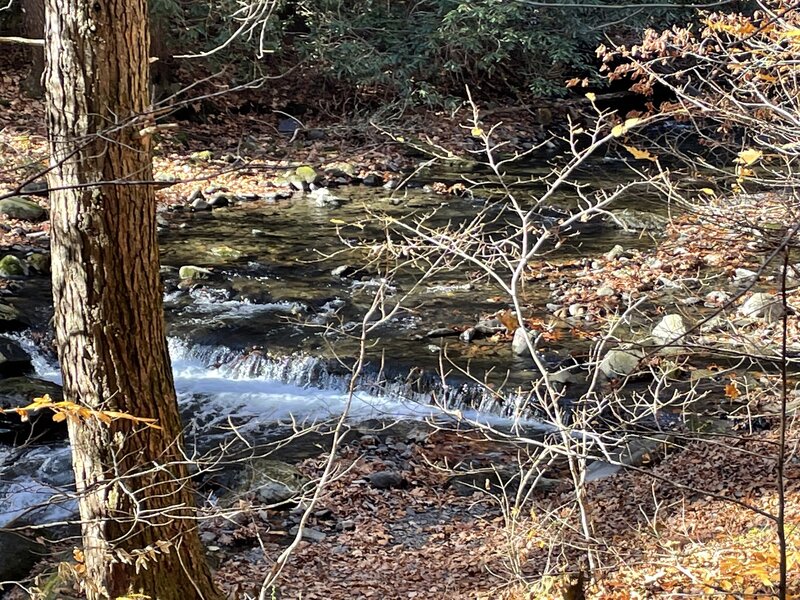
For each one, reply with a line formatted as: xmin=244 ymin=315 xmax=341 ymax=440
xmin=1 ymin=333 xmax=542 ymax=528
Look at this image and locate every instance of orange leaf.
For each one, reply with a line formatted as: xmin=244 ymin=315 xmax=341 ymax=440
xmin=725 ymin=381 xmax=741 ymax=400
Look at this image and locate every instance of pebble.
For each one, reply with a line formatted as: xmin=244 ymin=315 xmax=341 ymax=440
xmin=366 ymin=471 xmax=405 ymax=490
xmin=336 ymin=520 xmax=356 ymax=532
xmin=596 ymin=286 xmax=615 ymax=297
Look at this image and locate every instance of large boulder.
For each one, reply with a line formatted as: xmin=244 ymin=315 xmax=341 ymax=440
xmin=0 ymin=337 xmax=33 ymax=377
xmin=0 ymin=377 xmax=66 ymax=445
xmin=0 ymin=530 xmax=46 ymax=590
xmin=0 ymin=197 xmax=46 ymax=222
xmin=0 ymin=303 xmax=31 ymax=333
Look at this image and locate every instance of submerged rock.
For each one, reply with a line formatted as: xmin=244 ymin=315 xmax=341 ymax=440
xmin=207 ymin=245 xmax=243 ymax=260
xmin=0 ymin=377 xmax=66 ymax=444
xmin=309 ymin=188 xmax=342 ymax=208
xmin=610 ymin=208 xmax=668 ymax=232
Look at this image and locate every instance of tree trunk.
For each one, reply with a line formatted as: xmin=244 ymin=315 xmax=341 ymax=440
xmin=43 ymin=2 xmax=221 ymax=599
xmin=21 ymin=0 xmax=44 ymax=97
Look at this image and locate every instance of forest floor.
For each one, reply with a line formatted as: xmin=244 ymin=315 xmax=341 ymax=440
xmin=2 ymin=50 xmax=800 ymax=599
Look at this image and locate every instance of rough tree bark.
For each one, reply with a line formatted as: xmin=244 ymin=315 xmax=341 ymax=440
xmin=21 ymin=0 xmax=45 ymax=97
xmin=21 ymin=0 xmax=172 ymax=99
xmin=44 ymin=1 xmax=221 ymax=599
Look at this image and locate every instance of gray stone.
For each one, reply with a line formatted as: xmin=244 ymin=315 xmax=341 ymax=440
xmin=651 ymin=314 xmax=687 ymax=346
xmin=310 ymin=188 xmax=342 ymax=208
xmin=331 ymin=264 xmax=355 ymax=278
xmin=0 ymin=197 xmax=46 ymax=221
xmin=605 ymin=244 xmax=625 ymax=261
xmin=178 ymin=265 xmax=213 ymax=281
xmin=705 ymin=290 xmax=730 ymax=306
xmin=366 ymin=470 xmax=405 ymax=490
xmin=0 ymin=255 xmax=27 ymax=277
xmin=739 ymin=292 xmax=783 ymax=322
xmin=336 ymin=520 xmax=356 ymax=531
xmin=289 ymin=526 xmax=327 ymax=542
xmin=599 ymin=345 xmax=644 ymax=378
xmin=362 ymin=173 xmax=384 ymax=187
xmin=734 ymin=267 xmax=758 ymax=283
xmin=459 ymin=327 xmax=476 ymax=343
xmin=223 ymin=459 xmax=309 ymax=508
xmin=190 ymin=197 xmax=211 ymax=211
xmin=19 ymin=180 xmax=48 ymax=196
xmin=208 ymin=193 xmax=230 ymax=208
xmin=596 ymin=286 xmax=615 ymax=297
xmin=187 ymin=189 xmax=205 ymax=202
xmin=568 ymin=303 xmax=586 ymax=317
xmin=324 ymin=162 xmax=356 ymax=178
xmin=427 ymin=327 xmax=458 ymax=339
xmin=511 ymin=327 xmax=534 ymax=356
xmin=278 ymin=118 xmax=301 ymax=134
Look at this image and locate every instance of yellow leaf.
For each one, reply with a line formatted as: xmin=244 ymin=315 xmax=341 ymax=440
xmin=611 ymin=118 xmax=641 ymax=138
xmin=737 ymin=148 xmax=762 ymax=166
xmin=700 ymin=188 xmax=716 ymax=196
xmin=330 ymin=218 xmax=346 ymax=225
xmin=623 ymin=145 xmax=656 ymax=161
xmin=782 ymin=28 xmax=800 ymax=38
xmin=585 ymin=92 xmax=596 ymax=102
xmin=470 ymin=127 xmax=484 ymax=138
xmin=736 ymin=166 xmax=755 ymax=178
xmin=52 ymin=412 xmax=67 ymax=423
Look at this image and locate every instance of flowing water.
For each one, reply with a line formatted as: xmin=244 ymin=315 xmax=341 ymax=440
xmin=0 ymin=158 xmax=667 ymax=528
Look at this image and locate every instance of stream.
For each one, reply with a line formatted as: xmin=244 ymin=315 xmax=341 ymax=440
xmin=0 ymin=158 xmax=667 ymax=531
